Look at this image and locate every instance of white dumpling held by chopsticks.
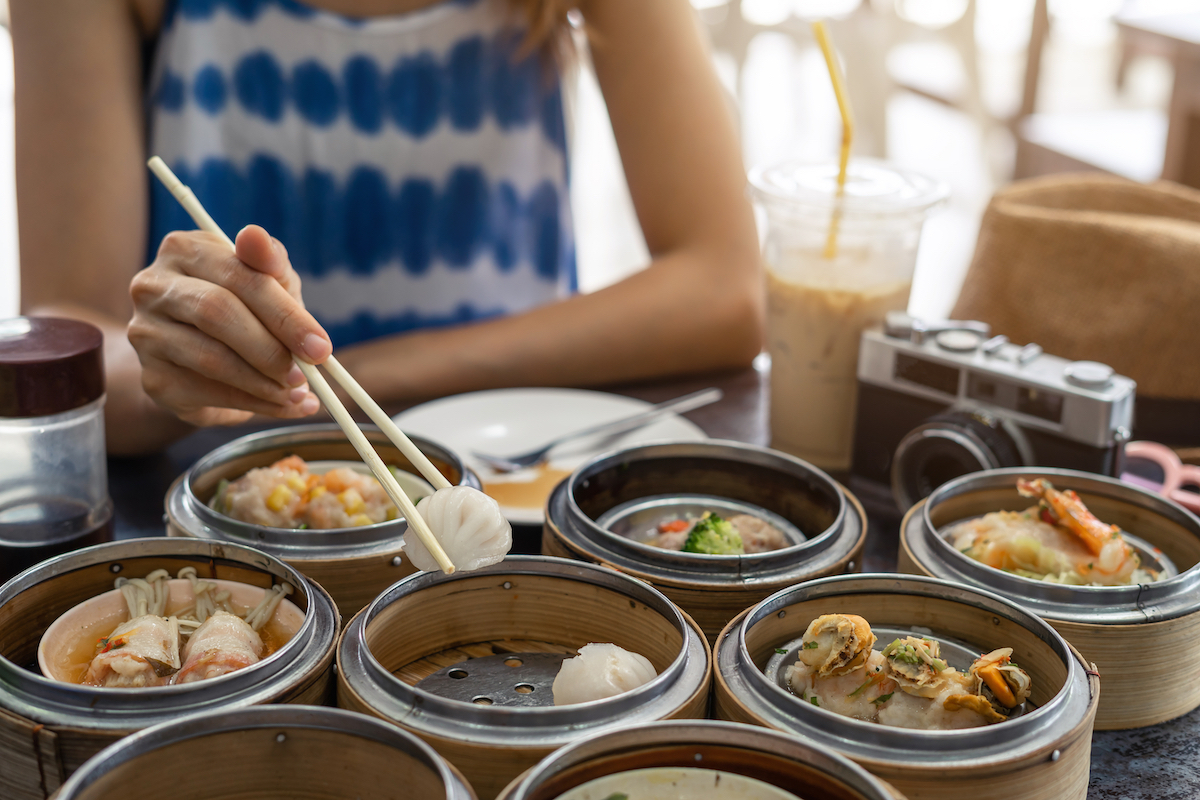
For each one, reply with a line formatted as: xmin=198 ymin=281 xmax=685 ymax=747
xmin=403 ymin=486 xmax=512 ymax=572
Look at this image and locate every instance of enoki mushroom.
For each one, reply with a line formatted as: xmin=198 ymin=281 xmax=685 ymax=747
xmin=115 ymin=569 xmax=171 ymax=618
xmin=111 ymin=568 xmax=292 ymax=634
xmin=243 ymin=581 xmax=294 ymax=632
xmin=175 ymin=566 xmax=232 ymax=624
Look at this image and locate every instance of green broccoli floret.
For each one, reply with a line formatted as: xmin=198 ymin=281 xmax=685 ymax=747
xmin=682 ymin=512 xmax=744 ymax=555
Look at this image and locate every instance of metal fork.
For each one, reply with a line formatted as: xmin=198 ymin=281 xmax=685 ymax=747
xmin=471 ymin=387 xmax=723 ymax=473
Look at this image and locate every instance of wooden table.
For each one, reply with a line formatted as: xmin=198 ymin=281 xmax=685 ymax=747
xmin=106 ymin=364 xmax=1200 ymax=799
xmin=1118 ymin=11 xmax=1200 ymax=188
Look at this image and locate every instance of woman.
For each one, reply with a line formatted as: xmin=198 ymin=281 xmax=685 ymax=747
xmin=13 ymin=0 xmax=761 ymax=454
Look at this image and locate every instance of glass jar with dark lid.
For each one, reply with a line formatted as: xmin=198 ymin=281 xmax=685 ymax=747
xmin=0 ymin=317 xmax=112 ymax=580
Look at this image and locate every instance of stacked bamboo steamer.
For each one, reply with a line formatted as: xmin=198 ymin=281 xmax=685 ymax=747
xmin=336 ymin=556 xmax=712 ymax=799
xmin=0 ymin=538 xmax=339 ymax=800
xmin=497 ymin=720 xmax=903 ymax=800
xmin=899 ymin=467 xmax=1200 ymax=729
xmin=543 ymin=440 xmax=867 ymax=642
xmin=165 ymin=423 xmax=480 ymax=618
xmin=712 ymin=574 xmax=1099 ymax=800
xmin=53 ymin=706 xmax=476 ymax=799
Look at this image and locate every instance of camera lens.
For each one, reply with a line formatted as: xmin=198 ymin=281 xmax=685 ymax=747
xmin=891 ymin=408 xmax=1024 ymax=510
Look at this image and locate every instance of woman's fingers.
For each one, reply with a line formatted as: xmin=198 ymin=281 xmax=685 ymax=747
xmin=234 ymin=225 xmax=327 ymax=355
xmin=129 ymin=228 xmax=332 ymax=427
xmin=139 ymin=356 xmax=320 ymax=424
xmin=160 ymin=229 xmax=331 ymax=365
xmin=137 ymin=318 xmax=312 ymax=407
xmin=132 ymin=264 xmax=297 ymax=388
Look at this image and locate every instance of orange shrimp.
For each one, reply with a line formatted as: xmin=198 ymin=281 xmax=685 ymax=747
xmin=271 ymin=455 xmax=308 ymax=473
xmin=1017 ymin=478 xmax=1121 ymax=557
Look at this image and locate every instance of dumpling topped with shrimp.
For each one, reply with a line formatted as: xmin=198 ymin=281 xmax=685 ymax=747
xmin=947 ymin=477 xmax=1158 ymax=586
xmin=211 ymin=455 xmax=409 ymax=529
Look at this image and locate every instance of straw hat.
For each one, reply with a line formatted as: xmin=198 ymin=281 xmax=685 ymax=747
xmin=953 ymin=173 xmax=1200 ymax=410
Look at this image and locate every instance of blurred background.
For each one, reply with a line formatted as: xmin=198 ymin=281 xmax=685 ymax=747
xmin=0 ymin=0 xmax=1193 ymax=321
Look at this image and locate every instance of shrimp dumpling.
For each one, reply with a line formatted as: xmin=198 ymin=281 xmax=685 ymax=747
xmin=552 ymin=643 xmax=658 ymax=705
xmin=175 ymin=611 xmax=264 ymax=684
xmin=405 ymin=486 xmax=512 ymax=573
xmin=83 ymin=615 xmax=180 ymax=688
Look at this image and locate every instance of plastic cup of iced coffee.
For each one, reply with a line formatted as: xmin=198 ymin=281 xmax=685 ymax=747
xmin=750 ymin=159 xmax=947 ymax=471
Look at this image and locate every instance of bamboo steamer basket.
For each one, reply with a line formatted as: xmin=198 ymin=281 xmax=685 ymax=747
xmin=0 ymin=537 xmax=339 ymax=800
xmin=543 ymin=440 xmax=867 ymax=643
xmin=899 ymin=466 xmax=1200 ymax=730
xmin=713 ymin=574 xmax=1100 ymax=800
xmin=166 ymin=423 xmax=480 ymax=619
xmin=496 ymin=720 xmax=903 ymax=800
xmin=53 ymin=705 xmax=476 ymax=799
xmin=337 ymin=555 xmax=712 ymax=800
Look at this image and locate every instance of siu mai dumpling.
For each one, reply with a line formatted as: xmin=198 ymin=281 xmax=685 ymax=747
xmin=552 ymin=643 xmax=658 ymax=705
xmin=175 ymin=611 xmax=263 ymax=684
xmin=83 ymin=615 xmax=180 ymax=688
xmin=405 ymin=486 xmax=512 ymax=573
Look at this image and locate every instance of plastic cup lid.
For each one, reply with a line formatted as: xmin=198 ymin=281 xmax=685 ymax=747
xmin=748 ymin=158 xmax=949 ymax=215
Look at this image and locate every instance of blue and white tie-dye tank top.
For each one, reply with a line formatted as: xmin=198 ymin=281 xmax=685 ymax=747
xmin=147 ymin=0 xmax=575 ymax=348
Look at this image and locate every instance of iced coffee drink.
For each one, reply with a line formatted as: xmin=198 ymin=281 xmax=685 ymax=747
xmin=767 ymin=250 xmax=913 ymax=470
xmin=751 ymin=160 xmax=946 ymax=472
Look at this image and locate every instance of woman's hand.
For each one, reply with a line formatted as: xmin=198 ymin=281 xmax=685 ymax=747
xmin=128 ymin=225 xmax=332 ymax=427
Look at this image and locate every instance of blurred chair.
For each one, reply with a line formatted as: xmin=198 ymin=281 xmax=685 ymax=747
xmin=700 ymin=0 xmax=994 ymax=162
xmin=700 ymin=0 xmax=890 ymax=157
xmin=1012 ymin=0 xmax=1175 ymax=184
xmin=883 ymin=0 xmax=992 ymax=138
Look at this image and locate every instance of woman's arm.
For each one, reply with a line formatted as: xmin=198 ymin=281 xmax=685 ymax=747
xmin=16 ymin=0 xmax=757 ymax=454
xmin=13 ymin=0 xmax=325 ymax=454
xmin=335 ymin=0 xmax=763 ymax=400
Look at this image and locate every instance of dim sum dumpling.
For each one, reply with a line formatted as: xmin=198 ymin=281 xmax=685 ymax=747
xmin=175 ymin=611 xmax=264 ymax=684
xmin=83 ymin=615 xmax=180 ymax=688
xmin=404 ymin=486 xmax=512 ymax=573
xmin=552 ymin=643 xmax=658 ymax=705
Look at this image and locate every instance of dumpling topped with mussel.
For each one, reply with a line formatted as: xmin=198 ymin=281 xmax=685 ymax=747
xmin=785 ymin=614 xmax=1031 ymax=729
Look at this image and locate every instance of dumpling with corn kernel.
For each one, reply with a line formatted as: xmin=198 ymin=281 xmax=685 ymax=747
xmin=211 ymin=456 xmax=401 ymax=529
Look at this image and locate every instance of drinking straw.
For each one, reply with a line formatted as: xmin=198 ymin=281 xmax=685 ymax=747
xmin=811 ymin=20 xmax=855 ymax=260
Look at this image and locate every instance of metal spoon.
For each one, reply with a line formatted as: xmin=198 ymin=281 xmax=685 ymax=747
xmin=471 ymin=387 xmax=723 ymax=473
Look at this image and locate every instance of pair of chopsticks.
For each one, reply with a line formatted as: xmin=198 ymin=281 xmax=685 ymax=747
xmin=147 ymin=157 xmax=456 ymax=574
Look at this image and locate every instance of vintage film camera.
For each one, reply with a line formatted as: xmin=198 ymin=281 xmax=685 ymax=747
xmin=850 ymin=313 xmax=1135 ymax=511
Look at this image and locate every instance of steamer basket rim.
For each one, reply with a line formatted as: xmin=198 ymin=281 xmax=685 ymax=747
xmin=720 ymin=572 xmax=1093 ymax=766
xmin=506 ymin=719 xmax=898 ymax=800
xmin=555 ymin=439 xmax=856 ymax=579
xmin=52 ymin=705 xmax=473 ymax=800
xmin=0 ymin=537 xmax=337 ymax=727
xmin=911 ymin=467 xmax=1200 ymax=623
xmin=172 ymin=423 xmax=479 ymax=557
xmin=338 ymin=556 xmax=711 ymax=742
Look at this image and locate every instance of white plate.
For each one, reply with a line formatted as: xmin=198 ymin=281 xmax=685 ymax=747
xmin=393 ymin=388 xmax=708 ymax=525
